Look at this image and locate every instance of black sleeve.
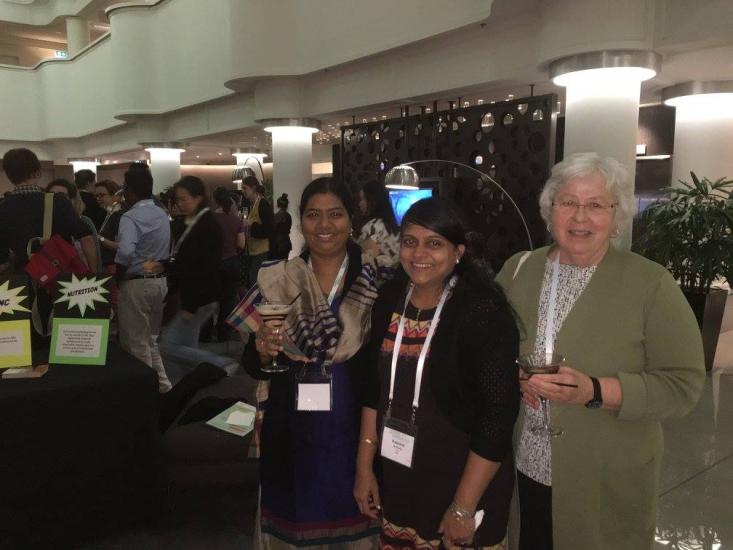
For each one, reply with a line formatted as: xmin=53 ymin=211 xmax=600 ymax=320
xmin=462 ymin=301 xmax=520 ymax=461
xmin=250 ymin=199 xmax=274 ymax=239
xmin=177 ymin=215 xmax=224 ymax=313
xmin=0 ymin=214 xmax=9 ymax=264
xmin=81 ymin=192 xmax=107 ymax=230
xmin=101 ymin=211 xmax=123 ymax=240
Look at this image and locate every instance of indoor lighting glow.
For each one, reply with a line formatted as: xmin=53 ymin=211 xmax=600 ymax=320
xmin=664 ymin=93 xmax=733 ymax=121
xmin=145 ymin=147 xmax=185 ymax=160
xmin=263 ymin=126 xmax=319 ymax=135
xmin=553 ymin=67 xmax=656 ymax=88
xmin=69 ymin=160 xmax=97 ymax=174
xmin=384 ymin=184 xmax=420 ymax=190
xmin=637 ymin=154 xmax=671 ymax=160
xmin=233 ymin=153 xmax=268 ymax=165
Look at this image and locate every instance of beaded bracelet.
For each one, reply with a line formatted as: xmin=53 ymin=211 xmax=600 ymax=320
xmin=447 ymin=501 xmax=476 ymax=520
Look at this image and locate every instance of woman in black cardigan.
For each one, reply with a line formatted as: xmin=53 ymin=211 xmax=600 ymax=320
xmin=354 ymin=198 xmax=520 ymax=549
xmin=158 ymin=176 xmax=240 ymax=376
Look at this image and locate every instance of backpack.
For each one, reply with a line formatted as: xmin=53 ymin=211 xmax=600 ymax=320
xmin=24 ymin=193 xmax=89 ymax=288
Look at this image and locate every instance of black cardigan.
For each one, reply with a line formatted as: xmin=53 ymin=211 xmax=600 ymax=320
xmin=363 ymin=274 xmax=520 ymax=461
xmin=169 ymin=211 xmax=224 ymax=313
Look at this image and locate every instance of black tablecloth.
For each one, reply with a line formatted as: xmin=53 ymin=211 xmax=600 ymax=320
xmin=0 ymin=345 xmax=161 ymax=549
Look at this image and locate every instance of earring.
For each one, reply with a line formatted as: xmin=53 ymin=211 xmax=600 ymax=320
xmin=455 ymin=258 xmax=460 ymax=264
xmin=546 ymin=222 xmax=552 ymax=233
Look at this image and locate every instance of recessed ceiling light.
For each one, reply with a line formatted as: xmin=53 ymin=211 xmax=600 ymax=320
xmin=196 ymin=155 xmax=200 ymax=158
xmin=218 ymin=152 xmax=222 ymax=156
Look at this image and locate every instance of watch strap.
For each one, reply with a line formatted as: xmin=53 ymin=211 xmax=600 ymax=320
xmin=585 ymin=376 xmax=602 ymax=408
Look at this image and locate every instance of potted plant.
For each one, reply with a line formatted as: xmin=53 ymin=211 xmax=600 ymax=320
xmin=633 ymin=172 xmax=733 ymax=370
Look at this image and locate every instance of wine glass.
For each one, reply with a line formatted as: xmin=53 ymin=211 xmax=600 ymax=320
xmin=517 ymin=351 xmax=565 ymax=437
xmin=254 ymin=301 xmax=293 ymax=373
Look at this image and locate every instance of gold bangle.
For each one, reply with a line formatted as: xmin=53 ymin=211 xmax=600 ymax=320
xmin=362 ymin=437 xmax=379 ymax=446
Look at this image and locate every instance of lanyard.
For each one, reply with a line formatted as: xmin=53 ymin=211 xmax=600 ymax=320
xmin=544 ymin=253 xmax=561 ymax=357
xmin=388 ymin=276 xmax=456 ymax=422
xmin=173 ymin=207 xmax=210 ymax=255
xmin=309 ymin=253 xmax=349 ymax=306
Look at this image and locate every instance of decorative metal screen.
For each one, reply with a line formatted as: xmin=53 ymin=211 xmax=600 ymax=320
xmin=341 ymin=94 xmax=557 ymax=269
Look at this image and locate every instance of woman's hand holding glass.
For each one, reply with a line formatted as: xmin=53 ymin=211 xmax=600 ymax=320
xmin=255 ymin=320 xmax=284 ymax=363
xmin=526 ymin=365 xmax=594 ymax=406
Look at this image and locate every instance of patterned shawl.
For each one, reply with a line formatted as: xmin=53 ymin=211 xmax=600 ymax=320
xmin=227 ymin=244 xmax=393 ymax=366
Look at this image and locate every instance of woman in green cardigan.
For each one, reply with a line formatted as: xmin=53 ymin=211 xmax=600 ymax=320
xmin=496 ymin=152 xmax=705 ymax=550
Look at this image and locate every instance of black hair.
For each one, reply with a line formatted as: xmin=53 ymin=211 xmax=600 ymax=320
xmin=123 ymin=164 xmax=154 ymax=199
xmin=74 ymin=169 xmax=95 ymax=190
xmin=277 ymin=193 xmax=289 ymax=210
xmin=401 ymin=197 xmax=505 ymax=298
xmin=47 ymin=178 xmax=78 ymax=199
xmin=173 ymin=175 xmax=209 ymax=211
xmin=213 ymin=186 xmax=233 ymax=214
xmin=242 ymin=175 xmax=265 ymax=195
xmin=361 ymin=180 xmax=398 ymax=234
xmin=299 ymin=177 xmax=355 ymax=221
xmin=2 ymin=148 xmax=41 ymax=185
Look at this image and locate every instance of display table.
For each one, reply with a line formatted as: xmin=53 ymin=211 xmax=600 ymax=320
xmin=0 ymin=345 xmax=161 ymax=549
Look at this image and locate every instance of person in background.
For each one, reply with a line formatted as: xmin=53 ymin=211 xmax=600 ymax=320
xmin=157 ymin=176 xmax=239 ymax=376
xmin=236 ymin=177 xmax=393 ymax=548
xmin=355 ymin=197 xmax=519 ymax=549
xmin=495 ymin=153 xmax=705 ymax=549
xmin=47 ymin=178 xmax=102 ymax=274
xmin=95 ymin=180 xmax=124 ymax=313
xmin=241 ymin=175 xmax=273 ymax=287
xmin=357 ymin=180 xmax=400 ymax=265
xmin=74 ymin=168 xmax=107 ymax=230
xmin=213 ymin=186 xmax=246 ymax=341
xmin=271 ymin=192 xmax=292 ymax=260
xmin=115 ymin=164 xmax=172 ymax=392
xmin=0 ymin=148 xmax=96 ymax=347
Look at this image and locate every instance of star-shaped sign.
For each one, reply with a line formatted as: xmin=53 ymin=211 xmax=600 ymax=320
xmin=56 ymin=274 xmax=111 ymax=317
xmin=0 ymin=280 xmax=31 ymax=316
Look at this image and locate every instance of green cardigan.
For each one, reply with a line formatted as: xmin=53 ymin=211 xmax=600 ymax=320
xmin=496 ymin=245 xmax=705 ymax=550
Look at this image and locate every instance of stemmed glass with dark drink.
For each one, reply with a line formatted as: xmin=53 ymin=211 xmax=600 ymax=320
xmin=517 ymin=351 xmax=565 ymax=437
xmin=255 ymin=301 xmax=294 ymax=373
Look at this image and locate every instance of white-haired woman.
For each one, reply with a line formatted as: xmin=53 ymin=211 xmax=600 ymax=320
xmin=496 ymin=152 xmax=705 ymax=550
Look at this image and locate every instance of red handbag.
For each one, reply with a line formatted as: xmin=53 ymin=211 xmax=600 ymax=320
xmin=24 ymin=193 xmax=89 ymax=288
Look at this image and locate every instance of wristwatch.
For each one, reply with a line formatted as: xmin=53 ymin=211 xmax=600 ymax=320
xmin=585 ymin=376 xmax=603 ymax=409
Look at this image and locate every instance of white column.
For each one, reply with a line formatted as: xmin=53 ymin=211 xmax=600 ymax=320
xmin=669 ymin=95 xmax=733 ymax=185
xmin=146 ymin=148 xmax=183 ymax=195
xmin=268 ymin=127 xmax=316 ymax=257
xmin=69 ymin=160 xmax=97 ymax=175
xmin=557 ymin=67 xmax=654 ymax=249
xmin=65 ymin=16 xmax=90 ymax=57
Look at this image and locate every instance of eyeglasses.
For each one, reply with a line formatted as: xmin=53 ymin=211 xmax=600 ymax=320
xmin=552 ymin=199 xmax=616 ymax=215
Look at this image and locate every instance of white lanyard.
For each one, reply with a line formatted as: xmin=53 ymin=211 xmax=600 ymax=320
xmin=173 ymin=207 xmax=210 ymax=255
xmin=309 ymin=254 xmax=349 ymax=306
xmin=544 ymin=253 xmax=561 ymax=357
xmin=388 ymin=276 xmax=456 ymax=420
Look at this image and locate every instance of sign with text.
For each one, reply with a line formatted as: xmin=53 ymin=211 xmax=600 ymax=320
xmin=0 ymin=276 xmax=32 ymax=369
xmin=49 ymin=274 xmax=111 ymax=365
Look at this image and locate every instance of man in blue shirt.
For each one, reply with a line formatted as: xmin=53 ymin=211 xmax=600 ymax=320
xmin=116 ymin=164 xmax=172 ymax=392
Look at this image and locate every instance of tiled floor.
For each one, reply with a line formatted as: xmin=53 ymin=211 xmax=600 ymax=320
xmin=654 ymin=329 xmax=733 ymax=549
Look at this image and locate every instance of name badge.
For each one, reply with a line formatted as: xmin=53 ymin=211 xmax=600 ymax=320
xmin=381 ymin=417 xmax=418 ymax=469
xmin=295 ymin=367 xmax=332 ymax=412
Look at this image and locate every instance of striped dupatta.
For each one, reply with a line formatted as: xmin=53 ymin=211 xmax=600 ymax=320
xmin=227 ymin=243 xmax=394 ymax=366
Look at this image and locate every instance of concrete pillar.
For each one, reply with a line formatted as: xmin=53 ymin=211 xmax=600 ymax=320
xmin=550 ymin=51 xmax=661 ymax=249
xmin=66 ymin=16 xmax=90 ymax=57
xmin=265 ymin=124 xmax=319 ymax=257
xmin=664 ymin=82 xmax=733 ymax=185
xmin=145 ymin=146 xmax=184 ymax=195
